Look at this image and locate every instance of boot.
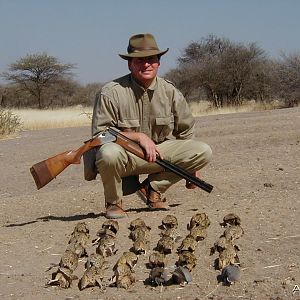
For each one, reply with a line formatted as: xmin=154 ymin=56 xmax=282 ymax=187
xmin=138 ymin=179 xmax=169 ymax=210
xmin=105 ymin=200 xmax=126 ymax=219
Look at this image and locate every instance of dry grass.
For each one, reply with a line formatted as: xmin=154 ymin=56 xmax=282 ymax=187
xmin=10 ymin=100 xmax=285 ymax=131
xmin=190 ymin=99 xmax=284 ymax=116
xmin=0 ymin=108 xmax=22 ymax=137
xmin=12 ymin=106 xmax=92 ymax=131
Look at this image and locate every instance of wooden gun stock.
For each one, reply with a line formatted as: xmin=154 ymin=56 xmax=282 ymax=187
xmin=30 ymin=138 xmax=102 ymax=189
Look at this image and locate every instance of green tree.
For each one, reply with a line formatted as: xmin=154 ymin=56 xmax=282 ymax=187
xmin=274 ymin=52 xmax=300 ymax=106
xmin=2 ymin=53 xmax=74 ymax=108
xmin=166 ymin=35 xmax=268 ymax=107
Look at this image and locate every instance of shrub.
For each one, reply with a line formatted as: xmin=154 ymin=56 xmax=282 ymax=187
xmin=0 ymin=108 xmax=22 ymax=137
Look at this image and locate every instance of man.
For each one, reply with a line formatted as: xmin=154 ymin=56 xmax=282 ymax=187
xmin=92 ymin=33 xmax=212 ymax=219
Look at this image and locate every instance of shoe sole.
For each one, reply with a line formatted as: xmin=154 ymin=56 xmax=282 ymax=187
xmin=148 ymin=206 xmax=170 ymax=211
xmin=105 ymin=213 xmax=126 ymax=219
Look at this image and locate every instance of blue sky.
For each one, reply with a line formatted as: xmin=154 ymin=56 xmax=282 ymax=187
xmin=1 ymin=0 xmax=300 ymax=84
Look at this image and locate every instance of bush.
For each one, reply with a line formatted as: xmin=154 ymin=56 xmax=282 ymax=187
xmin=0 ymin=108 xmax=22 ymax=137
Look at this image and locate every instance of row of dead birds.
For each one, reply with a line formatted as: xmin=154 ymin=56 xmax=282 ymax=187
xmin=47 ymin=212 xmax=244 ymax=290
xmin=108 ymin=218 xmax=152 ymax=289
xmin=47 ymin=222 xmax=90 ymax=288
xmin=47 ymin=220 xmax=120 ymax=290
xmin=48 ymin=219 xmax=140 ymax=290
xmin=210 ymin=213 xmax=244 ymax=286
xmin=147 ymin=213 xmax=210 ymax=286
xmin=109 ymin=218 xmax=151 ymax=289
xmin=79 ymin=219 xmax=120 ymax=290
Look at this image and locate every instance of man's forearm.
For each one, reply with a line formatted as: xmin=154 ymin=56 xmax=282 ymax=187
xmin=120 ymin=130 xmax=142 ymax=144
xmin=121 ymin=130 xmax=161 ymax=162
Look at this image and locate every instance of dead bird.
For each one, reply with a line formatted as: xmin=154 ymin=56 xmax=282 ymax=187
xmin=102 ymin=220 xmax=119 ymax=235
xmin=78 ymin=265 xmax=105 ymax=291
xmin=188 ymin=213 xmax=210 ymax=230
xmin=161 ymin=214 xmax=178 ymax=229
xmin=111 ymin=262 xmax=134 ymax=288
xmin=69 ymin=231 xmax=90 ymax=248
xmin=114 ymin=251 xmax=138 ymax=271
xmin=116 ymin=272 xmax=136 ymax=289
xmin=96 ymin=235 xmax=117 ymax=257
xmin=47 ymin=267 xmax=77 ymax=289
xmin=160 ymin=227 xmax=181 ymax=242
xmin=131 ymin=238 xmax=150 ymax=255
xmin=223 ymin=225 xmax=244 ymax=241
xmin=171 ymin=266 xmax=192 ymax=285
xmin=210 ymin=236 xmax=240 ymax=256
xmin=177 ymin=236 xmax=198 ymax=253
xmin=129 ymin=226 xmax=151 ymax=242
xmin=156 ymin=236 xmax=175 ymax=254
xmin=189 ymin=226 xmax=207 ymax=241
xmin=59 ymin=249 xmax=79 ymax=272
xmin=220 ymin=213 xmax=241 ymax=227
xmin=177 ymin=251 xmax=197 ymax=272
xmin=217 ymin=246 xmax=240 ymax=270
xmin=220 ymin=264 xmax=241 ymax=285
xmin=148 ymin=267 xmax=168 ymax=286
xmin=128 ymin=218 xmax=149 ymax=231
xmin=113 ymin=261 xmax=132 ymax=278
xmin=72 ymin=222 xmax=89 ymax=234
xmin=85 ymin=253 xmax=107 ymax=269
xmin=66 ymin=239 xmax=88 ymax=258
xmin=96 ymin=227 xmax=116 ymax=238
xmin=148 ymin=252 xmax=166 ymax=269
xmin=92 ymin=227 xmax=116 ymax=245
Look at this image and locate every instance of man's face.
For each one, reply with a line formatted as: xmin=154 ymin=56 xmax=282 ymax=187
xmin=128 ymin=55 xmax=160 ymax=88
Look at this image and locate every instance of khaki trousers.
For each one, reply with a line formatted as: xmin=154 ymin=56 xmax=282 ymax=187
xmin=95 ymin=139 xmax=212 ymax=204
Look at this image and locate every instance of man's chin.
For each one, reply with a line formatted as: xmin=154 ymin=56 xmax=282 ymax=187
xmin=141 ymin=72 xmax=153 ymax=77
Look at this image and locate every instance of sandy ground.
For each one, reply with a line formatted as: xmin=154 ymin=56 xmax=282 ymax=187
xmin=0 ymin=107 xmax=299 ymax=300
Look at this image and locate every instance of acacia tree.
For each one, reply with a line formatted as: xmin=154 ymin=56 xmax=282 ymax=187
xmin=176 ymin=35 xmax=232 ymax=107
xmin=274 ymin=52 xmax=300 ymax=106
xmin=2 ymin=53 xmax=74 ymax=108
xmin=169 ymin=35 xmax=267 ymax=107
xmin=220 ymin=42 xmax=266 ymax=105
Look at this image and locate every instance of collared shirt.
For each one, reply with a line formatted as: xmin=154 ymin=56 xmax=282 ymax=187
xmin=92 ymin=74 xmax=195 ymax=143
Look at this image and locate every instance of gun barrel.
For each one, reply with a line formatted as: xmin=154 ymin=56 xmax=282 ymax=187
xmin=156 ymin=158 xmax=213 ymax=193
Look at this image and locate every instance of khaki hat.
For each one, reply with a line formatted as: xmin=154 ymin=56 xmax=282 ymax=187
xmin=119 ymin=33 xmax=169 ymax=60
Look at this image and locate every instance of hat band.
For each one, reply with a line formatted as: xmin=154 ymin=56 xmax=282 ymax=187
xmin=130 ymin=46 xmax=159 ymax=53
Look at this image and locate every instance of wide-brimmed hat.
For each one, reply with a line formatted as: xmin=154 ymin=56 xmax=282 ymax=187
xmin=119 ymin=33 xmax=169 ymax=60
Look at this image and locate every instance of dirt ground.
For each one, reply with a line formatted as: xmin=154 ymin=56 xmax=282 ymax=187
xmin=0 ymin=107 xmax=299 ymax=300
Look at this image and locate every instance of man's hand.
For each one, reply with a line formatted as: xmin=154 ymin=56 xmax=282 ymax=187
xmin=137 ymin=133 xmax=162 ymax=162
xmin=121 ymin=131 xmax=162 ymax=162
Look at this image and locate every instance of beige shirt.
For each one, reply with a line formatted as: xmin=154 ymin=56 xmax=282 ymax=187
xmin=92 ymin=74 xmax=195 ymax=143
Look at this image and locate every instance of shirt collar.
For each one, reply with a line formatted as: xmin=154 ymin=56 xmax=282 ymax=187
xmin=130 ymin=75 xmax=158 ymax=93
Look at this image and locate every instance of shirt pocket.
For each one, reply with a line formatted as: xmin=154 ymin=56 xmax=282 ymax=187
xmin=155 ymin=115 xmax=174 ymax=142
xmin=117 ymin=119 xmax=140 ymax=130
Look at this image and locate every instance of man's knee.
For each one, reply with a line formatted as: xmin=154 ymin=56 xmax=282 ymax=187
xmin=199 ymin=142 xmax=212 ymax=164
xmin=95 ymin=143 xmax=127 ymax=167
xmin=191 ymin=140 xmax=212 ymax=167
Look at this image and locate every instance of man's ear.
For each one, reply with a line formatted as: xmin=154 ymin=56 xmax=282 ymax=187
xmin=128 ymin=59 xmax=132 ymax=71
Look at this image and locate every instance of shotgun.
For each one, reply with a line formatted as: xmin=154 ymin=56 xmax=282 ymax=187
xmin=30 ymin=127 xmax=213 ymax=193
